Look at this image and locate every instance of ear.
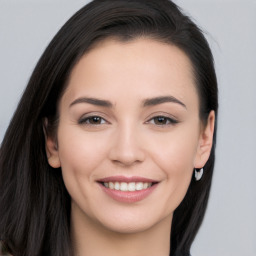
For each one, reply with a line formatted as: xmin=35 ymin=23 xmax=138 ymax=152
xmin=194 ymin=110 xmax=215 ymax=168
xmin=43 ymin=118 xmax=61 ymax=168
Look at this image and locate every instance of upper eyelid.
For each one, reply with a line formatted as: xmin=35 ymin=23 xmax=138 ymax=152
xmin=145 ymin=111 xmax=178 ymax=121
xmin=79 ymin=112 xmax=109 ymax=120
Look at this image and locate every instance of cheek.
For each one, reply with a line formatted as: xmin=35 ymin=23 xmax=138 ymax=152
xmin=57 ymin=125 xmax=108 ymax=171
xmin=149 ymin=124 xmax=199 ymax=171
xmin=56 ymin=125 xmax=110 ymax=196
xmin=147 ymin=125 xmax=199 ymax=210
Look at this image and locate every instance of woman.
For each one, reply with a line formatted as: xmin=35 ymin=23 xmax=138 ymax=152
xmin=0 ymin=0 xmax=218 ymax=255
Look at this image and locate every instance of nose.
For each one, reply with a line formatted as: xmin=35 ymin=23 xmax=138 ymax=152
xmin=108 ymin=124 xmax=145 ymax=167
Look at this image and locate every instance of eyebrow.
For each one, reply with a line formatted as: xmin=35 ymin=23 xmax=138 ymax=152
xmin=70 ymin=97 xmax=113 ymax=108
xmin=69 ymin=95 xmax=186 ymax=109
xmin=143 ymin=96 xmax=187 ymax=109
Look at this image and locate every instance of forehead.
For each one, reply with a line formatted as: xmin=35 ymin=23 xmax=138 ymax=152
xmin=62 ymin=38 xmax=199 ymax=110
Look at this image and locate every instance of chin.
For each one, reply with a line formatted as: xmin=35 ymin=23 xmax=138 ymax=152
xmin=99 ymin=219 xmax=158 ymax=234
xmin=93 ymin=206 xmax=173 ymax=235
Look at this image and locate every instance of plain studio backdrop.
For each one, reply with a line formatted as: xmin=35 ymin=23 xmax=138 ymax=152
xmin=0 ymin=1 xmax=255 ymax=255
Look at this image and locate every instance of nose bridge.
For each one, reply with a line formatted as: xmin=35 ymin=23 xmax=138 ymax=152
xmin=109 ymin=120 xmax=145 ymax=166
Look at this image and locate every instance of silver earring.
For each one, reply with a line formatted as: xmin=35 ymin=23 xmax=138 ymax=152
xmin=195 ymin=168 xmax=204 ymax=181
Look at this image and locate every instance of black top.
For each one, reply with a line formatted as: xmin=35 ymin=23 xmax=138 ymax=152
xmin=174 ymin=251 xmax=191 ymax=256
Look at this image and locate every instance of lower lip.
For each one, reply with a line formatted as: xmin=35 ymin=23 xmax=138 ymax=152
xmin=99 ymin=183 xmax=158 ymax=203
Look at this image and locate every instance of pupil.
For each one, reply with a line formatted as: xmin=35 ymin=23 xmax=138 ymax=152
xmin=91 ymin=117 xmax=101 ymax=124
xmin=155 ymin=117 xmax=166 ymax=124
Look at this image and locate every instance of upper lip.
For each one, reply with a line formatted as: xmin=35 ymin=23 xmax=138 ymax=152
xmin=97 ymin=176 xmax=159 ymax=183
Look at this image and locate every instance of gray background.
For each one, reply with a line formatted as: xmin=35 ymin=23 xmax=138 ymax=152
xmin=0 ymin=0 xmax=255 ymax=255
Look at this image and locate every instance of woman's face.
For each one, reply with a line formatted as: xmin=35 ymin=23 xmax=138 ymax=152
xmin=46 ymin=38 xmax=214 ymax=234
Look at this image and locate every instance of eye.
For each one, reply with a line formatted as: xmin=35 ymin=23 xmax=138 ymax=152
xmin=147 ymin=116 xmax=178 ymax=126
xmin=79 ymin=116 xmax=107 ymax=125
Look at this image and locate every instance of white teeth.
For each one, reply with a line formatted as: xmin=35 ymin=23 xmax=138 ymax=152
xmin=136 ymin=182 xmax=143 ymax=190
xmin=114 ymin=182 xmax=120 ymax=190
xmin=103 ymin=181 xmax=153 ymax=191
xmin=128 ymin=182 xmax=136 ymax=191
xmin=120 ymin=182 xmax=128 ymax=191
xmin=109 ymin=182 xmax=114 ymax=189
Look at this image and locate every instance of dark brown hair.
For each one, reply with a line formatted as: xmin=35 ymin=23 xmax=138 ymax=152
xmin=0 ymin=0 xmax=218 ymax=255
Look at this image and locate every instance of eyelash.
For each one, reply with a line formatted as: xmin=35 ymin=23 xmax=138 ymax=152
xmin=78 ymin=115 xmax=178 ymax=126
xmin=146 ymin=116 xmax=178 ymax=126
xmin=78 ymin=116 xmax=107 ymax=125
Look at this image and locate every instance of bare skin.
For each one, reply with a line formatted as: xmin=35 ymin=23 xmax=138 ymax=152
xmin=46 ymin=38 xmax=215 ymax=256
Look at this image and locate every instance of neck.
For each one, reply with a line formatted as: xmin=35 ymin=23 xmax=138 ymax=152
xmin=71 ymin=204 xmax=172 ymax=256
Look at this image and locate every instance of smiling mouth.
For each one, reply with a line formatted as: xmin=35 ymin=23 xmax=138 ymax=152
xmin=100 ymin=181 xmax=155 ymax=191
xmin=97 ymin=176 xmax=159 ymax=192
xmin=97 ymin=177 xmax=159 ymax=203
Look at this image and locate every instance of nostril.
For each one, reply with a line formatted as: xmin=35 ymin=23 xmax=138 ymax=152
xmin=111 ymin=158 xmax=143 ymax=167
xmin=108 ymin=137 xmax=146 ymax=165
